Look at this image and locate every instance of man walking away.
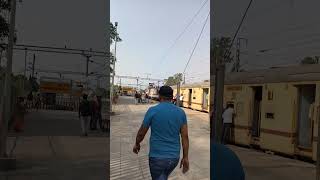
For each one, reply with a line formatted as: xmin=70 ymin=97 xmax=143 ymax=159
xmin=133 ymin=86 xmax=190 ymax=180
xmin=35 ymin=94 xmax=41 ymax=111
xmin=134 ymin=91 xmax=139 ymax=104
xmin=96 ymin=95 xmax=103 ymax=131
xmin=90 ymin=95 xmax=99 ymax=130
xmin=222 ymin=103 xmax=235 ymax=144
xmin=79 ymin=94 xmax=91 ymax=136
xmin=27 ymin=92 xmax=33 ymax=109
xmin=138 ymin=92 xmax=142 ymax=103
xmin=12 ymin=97 xmax=27 ymax=132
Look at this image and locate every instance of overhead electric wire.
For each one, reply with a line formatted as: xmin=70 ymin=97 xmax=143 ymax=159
xmin=184 ymin=71 xmax=210 ymax=77
xmin=12 ymin=47 xmax=105 ymax=57
xmin=223 ymin=0 xmax=254 ymax=61
xmin=218 ymin=0 xmax=282 ymax=32
xmin=1 ymin=43 xmax=107 ymax=55
xmin=183 ymin=11 xmax=210 ymax=74
xmin=152 ymin=0 xmax=209 ymax=72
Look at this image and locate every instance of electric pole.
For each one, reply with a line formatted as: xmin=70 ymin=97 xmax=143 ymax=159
xmin=176 ymin=81 xmax=181 ymax=107
xmin=317 ymin=104 xmax=320 ymax=180
xmin=235 ymin=39 xmax=240 ymax=72
xmin=0 ymin=0 xmax=17 ymax=160
xmin=235 ymin=37 xmax=248 ymax=72
xmin=32 ymin=54 xmax=35 ymax=78
xmin=136 ymin=78 xmax=139 ymax=90
xmin=145 ymin=73 xmax=151 ymax=80
xmin=24 ymin=48 xmax=27 ymax=77
xmin=82 ymin=48 xmax=92 ymax=90
xmin=209 ymin=0 xmax=224 ymax=177
xmin=86 ymin=56 xmax=89 ymax=88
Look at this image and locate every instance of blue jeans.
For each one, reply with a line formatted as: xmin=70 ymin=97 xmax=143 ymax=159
xmin=149 ymin=157 xmax=179 ymax=180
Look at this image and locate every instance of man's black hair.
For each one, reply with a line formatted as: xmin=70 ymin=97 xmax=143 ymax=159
xmin=159 ymin=86 xmax=173 ymax=99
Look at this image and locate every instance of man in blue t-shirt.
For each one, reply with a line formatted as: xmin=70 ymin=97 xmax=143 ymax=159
xmin=133 ymin=86 xmax=189 ymax=180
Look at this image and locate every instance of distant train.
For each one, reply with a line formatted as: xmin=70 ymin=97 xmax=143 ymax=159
xmin=120 ymin=86 xmax=135 ymax=96
xmin=146 ymin=87 xmax=159 ymax=100
xmin=173 ymin=64 xmax=320 ymax=162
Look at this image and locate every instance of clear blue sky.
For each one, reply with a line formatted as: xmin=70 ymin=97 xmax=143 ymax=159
xmin=111 ymin=0 xmax=210 ymax=86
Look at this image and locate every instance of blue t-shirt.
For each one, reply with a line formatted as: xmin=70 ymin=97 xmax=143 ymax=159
xmin=142 ymin=102 xmax=187 ymax=158
xmin=211 ymin=143 xmax=245 ymax=180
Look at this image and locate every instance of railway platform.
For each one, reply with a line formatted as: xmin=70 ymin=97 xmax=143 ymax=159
xmin=1 ymin=110 xmax=109 ymax=180
xmin=0 ymin=96 xmax=316 ymax=179
xmin=111 ymin=96 xmax=315 ymax=180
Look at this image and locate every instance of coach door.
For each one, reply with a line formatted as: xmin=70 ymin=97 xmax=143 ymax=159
xmin=188 ymin=89 xmax=192 ymax=107
xmin=251 ymin=86 xmax=262 ymax=138
xmin=202 ymin=88 xmax=209 ymax=110
xmin=297 ymin=85 xmax=315 ymax=149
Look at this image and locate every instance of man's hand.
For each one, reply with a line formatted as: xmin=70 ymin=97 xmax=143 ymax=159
xmin=180 ymin=157 xmax=189 ymax=173
xmin=134 ymin=125 xmax=149 ymax=154
xmin=133 ymin=143 xmax=140 ymax=154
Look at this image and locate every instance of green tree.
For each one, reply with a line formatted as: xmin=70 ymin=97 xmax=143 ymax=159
xmin=110 ymin=22 xmax=122 ymax=45
xmin=12 ymin=74 xmax=31 ymax=96
xmin=28 ymin=76 xmax=39 ymax=92
xmin=109 ymin=22 xmax=121 ymax=74
xmin=211 ymin=37 xmax=235 ymax=73
xmin=165 ymin=73 xmax=183 ymax=86
xmin=212 ymin=37 xmax=233 ymax=64
xmin=300 ymin=56 xmax=319 ymax=65
xmin=0 ymin=0 xmax=10 ymax=41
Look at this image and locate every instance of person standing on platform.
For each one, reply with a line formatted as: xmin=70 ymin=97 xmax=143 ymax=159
xmin=79 ymin=94 xmax=91 ymax=136
xmin=222 ymin=103 xmax=235 ymax=144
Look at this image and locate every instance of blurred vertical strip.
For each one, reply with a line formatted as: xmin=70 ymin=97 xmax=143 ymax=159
xmin=106 ymin=0 xmax=111 ymax=178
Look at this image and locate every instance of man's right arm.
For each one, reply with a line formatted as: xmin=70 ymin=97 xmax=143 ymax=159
xmin=180 ymin=124 xmax=189 ymax=173
xmin=181 ymin=124 xmax=189 ymax=159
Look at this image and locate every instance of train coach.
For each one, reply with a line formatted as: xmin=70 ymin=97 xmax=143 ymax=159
xmin=174 ymin=64 xmax=320 ymax=161
xmin=225 ymin=64 xmax=320 ymax=161
xmin=172 ymin=81 xmax=210 ymax=112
